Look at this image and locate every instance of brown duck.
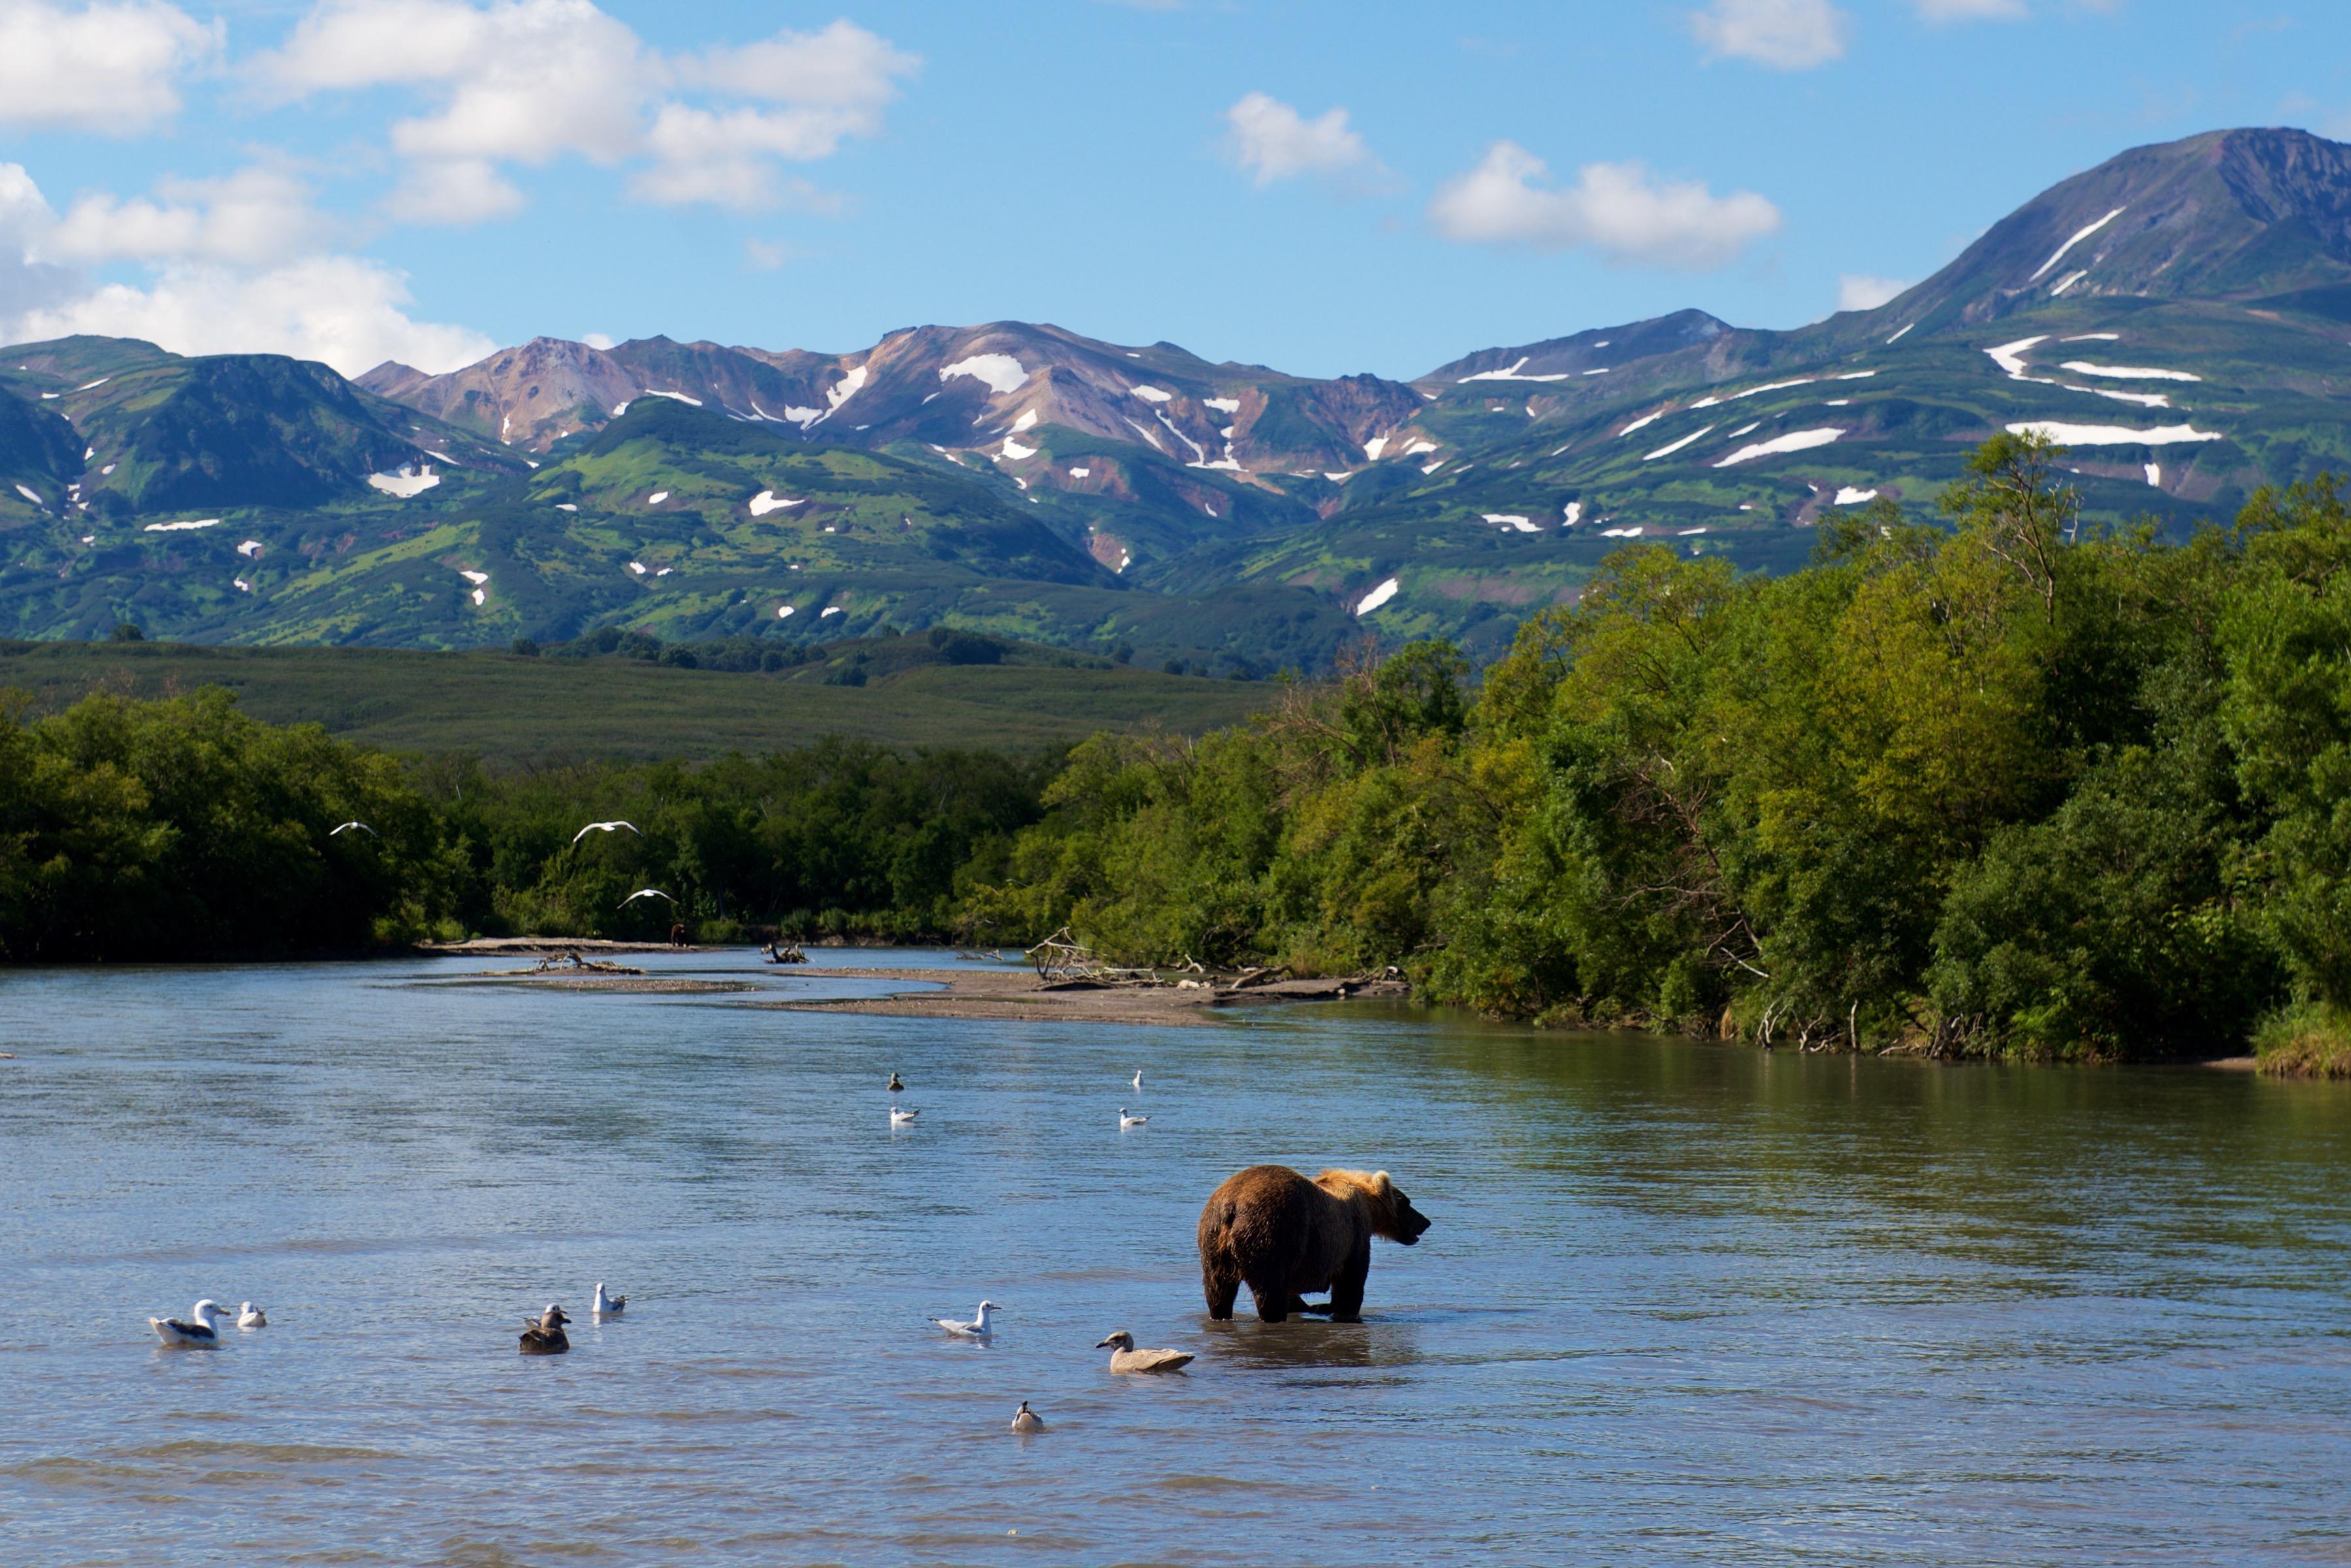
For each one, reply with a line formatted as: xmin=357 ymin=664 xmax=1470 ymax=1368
xmin=519 ymin=1304 xmax=571 ymax=1355
xmin=1096 ymin=1330 xmax=1192 ymax=1373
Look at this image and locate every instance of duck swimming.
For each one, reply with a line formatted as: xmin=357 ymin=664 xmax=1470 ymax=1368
xmin=592 ymin=1283 xmax=626 ymax=1317
xmin=1010 ymin=1400 xmax=1045 ymax=1433
xmin=236 ymin=1302 xmax=267 ymax=1329
xmin=1096 ymin=1330 xmax=1192 ymax=1373
xmin=933 ymin=1300 xmax=997 ymax=1338
xmin=519 ymin=1304 xmax=571 ymax=1355
xmin=150 ymin=1300 xmax=227 ymax=1347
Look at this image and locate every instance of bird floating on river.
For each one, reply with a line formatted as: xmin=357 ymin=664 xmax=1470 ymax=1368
xmin=593 ymin=1283 xmax=626 ymax=1317
xmin=1096 ymin=1330 xmax=1192 ymax=1373
xmin=933 ymin=1300 xmax=996 ymax=1338
xmin=519 ymin=1304 xmax=571 ymax=1355
xmin=1119 ymin=1108 xmax=1148 ymax=1129
xmin=1010 ymin=1400 xmax=1044 ymax=1433
xmin=150 ymin=1300 xmax=227 ymax=1347
xmin=236 ymin=1302 xmax=267 ymax=1329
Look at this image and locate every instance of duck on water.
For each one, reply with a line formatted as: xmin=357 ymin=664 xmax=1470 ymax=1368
xmin=519 ymin=1304 xmax=571 ymax=1355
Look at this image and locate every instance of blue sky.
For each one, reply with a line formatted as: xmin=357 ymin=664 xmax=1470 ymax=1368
xmin=0 ymin=0 xmax=2344 ymax=379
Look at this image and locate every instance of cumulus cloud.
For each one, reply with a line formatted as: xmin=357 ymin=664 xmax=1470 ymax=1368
xmin=0 ymin=163 xmax=490 ymax=376
xmin=1223 ymin=92 xmax=1381 ymax=188
xmin=1689 ymin=0 xmax=1849 ymax=69
xmin=1837 ymin=273 xmax=1911 ymax=311
xmin=1428 ymin=143 xmax=1782 ymax=270
xmin=382 ymin=157 xmax=527 ymax=225
xmin=0 ymin=0 xmax=221 ymax=133
xmin=13 ymin=257 xmax=496 ymax=375
xmin=259 ymin=2 xmax=916 ymax=217
xmin=48 ymin=167 xmax=330 ymax=267
xmin=1915 ymin=0 xmax=2026 ymax=17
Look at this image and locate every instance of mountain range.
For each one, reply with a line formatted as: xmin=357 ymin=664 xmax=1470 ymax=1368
xmin=7 ymin=125 xmax=2351 ymax=666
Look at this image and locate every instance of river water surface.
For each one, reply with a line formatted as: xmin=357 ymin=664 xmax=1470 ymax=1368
xmin=5 ymin=951 xmax=2351 ymax=1565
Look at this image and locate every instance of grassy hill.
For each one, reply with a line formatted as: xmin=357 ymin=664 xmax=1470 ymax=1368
xmin=0 ymin=637 xmax=1273 ymax=761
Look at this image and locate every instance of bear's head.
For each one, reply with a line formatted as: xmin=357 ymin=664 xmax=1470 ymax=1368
xmin=1330 ymin=1170 xmax=1431 ymax=1245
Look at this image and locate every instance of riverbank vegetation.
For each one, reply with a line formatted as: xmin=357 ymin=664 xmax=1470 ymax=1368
xmin=3 ymin=434 xmax=2345 ymax=1066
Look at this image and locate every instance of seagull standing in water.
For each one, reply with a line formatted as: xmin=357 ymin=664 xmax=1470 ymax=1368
xmin=236 ymin=1302 xmax=267 ymax=1329
xmin=1119 ymin=1108 xmax=1148 ymax=1130
xmin=150 ymin=1300 xmax=228 ymax=1347
xmin=593 ymin=1283 xmax=626 ymax=1317
xmin=933 ymin=1300 xmax=997 ymax=1339
xmin=571 ymin=820 xmax=641 ymax=844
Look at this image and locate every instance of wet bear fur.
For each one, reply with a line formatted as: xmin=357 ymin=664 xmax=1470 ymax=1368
xmin=1197 ymin=1164 xmax=1431 ymax=1323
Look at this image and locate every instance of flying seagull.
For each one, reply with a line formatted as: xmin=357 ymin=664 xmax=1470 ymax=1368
xmin=330 ymin=821 xmax=376 ymax=837
xmin=572 ymin=820 xmax=641 ymax=844
xmin=616 ymin=888 xmax=677 ymax=909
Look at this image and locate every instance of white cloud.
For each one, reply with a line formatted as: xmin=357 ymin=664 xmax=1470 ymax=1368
xmin=1837 ymin=272 xmax=1910 ymax=310
xmin=0 ymin=0 xmax=220 ymax=133
xmin=1915 ymin=0 xmax=2026 ymax=18
xmin=1689 ymin=0 xmax=1848 ymax=69
xmin=582 ymin=332 xmax=615 ymax=349
xmin=677 ymin=19 xmax=916 ymax=111
xmin=382 ymin=157 xmax=526 ymax=225
xmin=1428 ymin=143 xmax=1782 ymax=270
xmin=1223 ymin=91 xmax=1379 ymax=187
xmin=10 ymin=255 xmax=494 ymax=375
xmin=0 ymin=163 xmax=489 ymax=376
xmin=261 ymin=2 xmax=916 ymax=219
xmin=48 ymin=167 xmax=329 ymax=267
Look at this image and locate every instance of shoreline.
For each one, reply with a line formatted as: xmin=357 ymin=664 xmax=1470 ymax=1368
xmin=756 ymin=965 xmax=1410 ymax=1027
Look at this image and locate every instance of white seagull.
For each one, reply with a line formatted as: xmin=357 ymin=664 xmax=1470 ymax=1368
xmin=1132 ymin=1068 xmax=1143 ymax=1091
xmin=593 ymin=1283 xmax=626 ymax=1317
xmin=1010 ymin=1400 xmax=1045 ymax=1433
xmin=236 ymin=1302 xmax=267 ymax=1329
xmin=1119 ymin=1108 xmax=1148 ymax=1130
xmin=890 ymin=1105 xmax=920 ymax=1125
xmin=329 ymin=821 xmax=376 ymax=837
xmin=933 ymin=1300 xmax=997 ymax=1338
xmin=150 ymin=1300 xmax=228 ymax=1347
xmin=573 ymin=820 xmax=641 ymax=844
xmin=616 ymin=888 xmax=677 ymax=909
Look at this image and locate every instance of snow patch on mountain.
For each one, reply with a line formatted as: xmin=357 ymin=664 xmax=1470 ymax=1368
xmin=940 ymin=355 xmax=1027 ymax=396
xmin=1714 ymin=428 xmax=1845 ymax=467
xmin=1355 ymin=577 xmax=1399 ymax=615
xmin=2003 ymin=421 xmax=2222 ymax=446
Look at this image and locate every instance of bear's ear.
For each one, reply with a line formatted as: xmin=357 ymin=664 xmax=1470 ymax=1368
xmin=1371 ymin=1172 xmax=1393 ymax=1194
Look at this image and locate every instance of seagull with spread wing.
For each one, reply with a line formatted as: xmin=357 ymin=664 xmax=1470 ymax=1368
xmin=572 ymin=820 xmax=640 ymax=844
xmin=617 ymin=889 xmax=677 ymax=910
xmin=330 ymin=821 xmax=376 ymax=837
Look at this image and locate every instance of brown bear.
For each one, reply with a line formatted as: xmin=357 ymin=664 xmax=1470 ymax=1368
xmin=1197 ymin=1165 xmax=1431 ymax=1323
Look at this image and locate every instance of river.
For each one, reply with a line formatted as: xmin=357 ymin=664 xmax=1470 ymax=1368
xmin=4 ymin=950 xmax=2348 ymax=1565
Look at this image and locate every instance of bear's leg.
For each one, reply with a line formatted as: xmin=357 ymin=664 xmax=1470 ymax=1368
xmin=1244 ymin=1270 xmax=1290 ymax=1323
xmin=1328 ymin=1241 xmax=1371 ymax=1323
xmin=1202 ymin=1261 xmax=1241 ymax=1320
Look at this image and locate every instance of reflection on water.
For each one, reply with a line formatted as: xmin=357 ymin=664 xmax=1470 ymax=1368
xmin=4 ymin=955 xmax=2351 ymax=1565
